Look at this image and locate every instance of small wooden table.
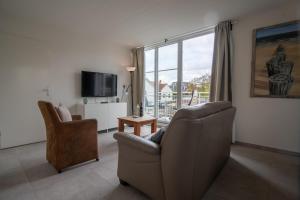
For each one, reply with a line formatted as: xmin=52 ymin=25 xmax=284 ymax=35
xmin=118 ymin=116 xmax=157 ymax=136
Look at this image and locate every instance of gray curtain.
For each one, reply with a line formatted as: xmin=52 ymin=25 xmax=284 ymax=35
xmin=209 ymin=20 xmax=233 ymax=102
xmin=132 ymin=47 xmax=144 ymax=115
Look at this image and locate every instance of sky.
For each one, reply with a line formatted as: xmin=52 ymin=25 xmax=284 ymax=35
xmin=145 ymin=33 xmax=215 ymax=84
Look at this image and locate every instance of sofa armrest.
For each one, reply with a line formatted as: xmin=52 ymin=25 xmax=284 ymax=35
xmin=72 ymin=115 xmax=82 ymax=121
xmin=114 ymin=133 xmax=160 ymax=155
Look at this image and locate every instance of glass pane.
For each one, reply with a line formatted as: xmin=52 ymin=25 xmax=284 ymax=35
xmin=144 ymin=49 xmax=155 ymax=116
xmin=158 ymin=69 xmax=177 ymax=122
xmin=182 ymin=33 xmax=214 ymax=107
xmin=158 ymin=43 xmax=178 ymax=70
xmin=144 ymin=72 xmax=155 ymax=116
xmin=145 ymin=49 xmax=155 ymax=73
xmin=158 ymin=43 xmax=178 ymax=122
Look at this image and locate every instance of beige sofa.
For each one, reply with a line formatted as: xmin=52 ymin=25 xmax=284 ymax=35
xmin=114 ymin=101 xmax=236 ymax=200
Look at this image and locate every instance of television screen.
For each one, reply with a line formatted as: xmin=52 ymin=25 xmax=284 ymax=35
xmin=81 ymin=71 xmax=117 ymax=97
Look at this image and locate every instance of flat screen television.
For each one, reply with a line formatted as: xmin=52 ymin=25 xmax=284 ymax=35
xmin=81 ymin=71 xmax=117 ymax=97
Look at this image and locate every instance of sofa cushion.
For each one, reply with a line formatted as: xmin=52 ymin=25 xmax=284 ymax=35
xmin=56 ymin=105 xmax=72 ymax=122
xmin=150 ymin=126 xmax=168 ymax=144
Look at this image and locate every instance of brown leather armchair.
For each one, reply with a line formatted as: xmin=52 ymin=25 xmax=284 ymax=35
xmin=114 ymin=101 xmax=236 ymax=200
xmin=38 ymin=101 xmax=99 ymax=173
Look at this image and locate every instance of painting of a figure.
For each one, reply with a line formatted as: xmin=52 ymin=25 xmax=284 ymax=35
xmin=251 ymin=20 xmax=300 ymax=98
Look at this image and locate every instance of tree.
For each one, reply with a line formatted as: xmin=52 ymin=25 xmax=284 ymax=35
xmin=187 ymin=73 xmax=211 ymax=105
xmin=190 ymin=73 xmax=211 ymax=93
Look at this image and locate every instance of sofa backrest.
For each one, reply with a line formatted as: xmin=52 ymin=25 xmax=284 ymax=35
xmin=161 ymin=101 xmax=236 ymax=200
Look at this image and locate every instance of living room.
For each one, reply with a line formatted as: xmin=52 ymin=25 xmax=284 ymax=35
xmin=0 ymin=0 xmax=299 ymax=200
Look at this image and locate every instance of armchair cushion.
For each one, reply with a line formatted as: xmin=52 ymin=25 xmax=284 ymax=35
xmin=150 ymin=126 xmax=167 ymax=144
xmin=56 ymin=105 xmax=72 ymax=122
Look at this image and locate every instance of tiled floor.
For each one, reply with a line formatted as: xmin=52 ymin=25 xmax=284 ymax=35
xmin=0 ymin=128 xmax=299 ymax=200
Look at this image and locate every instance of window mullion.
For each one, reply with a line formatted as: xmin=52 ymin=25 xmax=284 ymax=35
xmin=177 ymin=40 xmax=183 ymax=110
xmin=154 ymin=47 xmax=159 ymax=118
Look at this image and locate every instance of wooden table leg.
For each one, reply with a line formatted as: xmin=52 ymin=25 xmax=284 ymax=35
xmin=151 ymin=120 xmax=157 ymax=133
xmin=134 ymin=123 xmax=141 ymax=136
xmin=118 ymin=119 xmax=124 ymax=132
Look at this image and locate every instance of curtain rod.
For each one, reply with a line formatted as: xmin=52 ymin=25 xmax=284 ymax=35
xmin=136 ymin=19 xmax=238 ymax=49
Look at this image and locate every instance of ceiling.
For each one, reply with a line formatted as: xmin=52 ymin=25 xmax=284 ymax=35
xmin=0 ymin=0 xmax=290 ymax=47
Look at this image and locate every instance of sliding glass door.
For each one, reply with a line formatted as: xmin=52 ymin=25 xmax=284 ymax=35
xmin=144 ymin=31 xmax=214 ymax=122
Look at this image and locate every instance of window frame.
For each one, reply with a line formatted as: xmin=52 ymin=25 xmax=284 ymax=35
xmin=144 ymin=28 xmax=215 ymax=121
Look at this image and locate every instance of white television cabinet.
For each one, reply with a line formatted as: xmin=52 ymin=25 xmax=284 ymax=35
xmin=78 ymin=102 xmax=127 ymax=131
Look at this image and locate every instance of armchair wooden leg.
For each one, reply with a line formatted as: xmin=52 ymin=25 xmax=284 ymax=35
xmin=119 ymin=179 xmax=129 ymax=186
xmin=96 ymin=158 xmax=99 ymax=161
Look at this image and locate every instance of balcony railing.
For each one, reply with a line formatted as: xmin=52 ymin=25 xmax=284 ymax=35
xmin=144 ymin=92 xmax=209 ymax=122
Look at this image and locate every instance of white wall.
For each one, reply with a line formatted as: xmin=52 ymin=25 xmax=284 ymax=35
xmin=233 ymin=1 xmax=300 ymax=153
xmin=0 ymin=18 xmax=131 ymax=148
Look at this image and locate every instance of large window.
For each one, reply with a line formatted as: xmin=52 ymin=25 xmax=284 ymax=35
xmin=144 ymin=31 xmax=215 ymax=122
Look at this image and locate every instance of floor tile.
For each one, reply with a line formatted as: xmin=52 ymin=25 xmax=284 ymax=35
xmin=0 ymin=131 xmax=299 ymax=200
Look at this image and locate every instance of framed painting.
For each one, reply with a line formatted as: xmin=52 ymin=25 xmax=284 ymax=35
xmin=251 ymin=20 xmax=300 ymax=98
